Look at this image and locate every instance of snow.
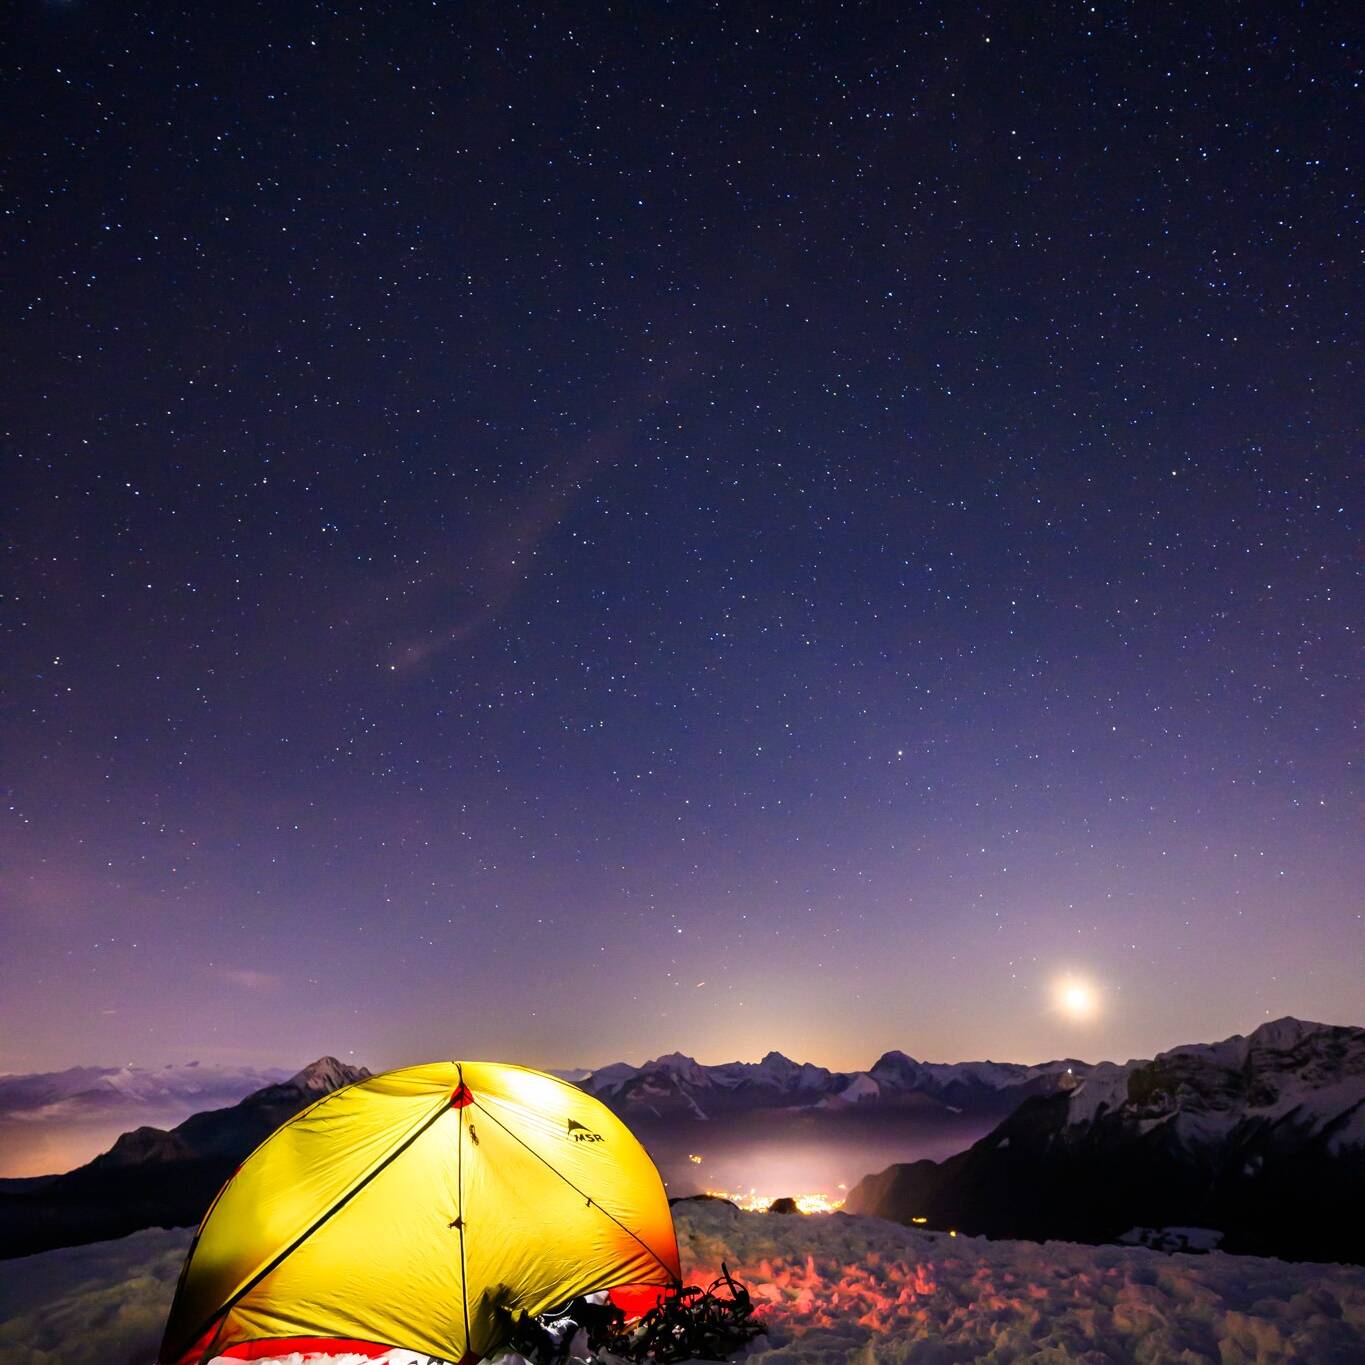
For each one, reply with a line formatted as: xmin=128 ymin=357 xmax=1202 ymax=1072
xmin=682 ymin=1091 xmax=709 ymax=1121
xmin=581 ymin=1062 xmax=639 ymax=1093
xmin=1170 ymin=1017 xmax=1325 ymax=1071
xmin=870 ymin=1052 xmax=1098 ymax=1106
xmin=0 ymin=1226 xmax=189 ymax=1365
xmin=673 ymin=1203 xmax=1365 ymax=1362
xmin=832 ymin=1073 xmax=881 ymax=1105
xmin=4 ymin=1203 xmax=1365 ymax=1363
xmin=597 ymin=1053 xmax=840 ymax=1098
xmin=285 ymin=1058 xmax=370 ymax=1095
xmin=649 ymin=1054 xmax=714 ymax=1087
xmin=1119 ymin=1227 xmax=1225 ymax=1253
xmin=591 ymin=1049 xmax=1097 ymax=1111
xmin=1065 ymin=1060 xmax=1135 ymax=1126
xmin=549 ymin=1069 xmax=596 ymax=1086
xmin=1063 ymin=1018 xmax=1365 ymax=1148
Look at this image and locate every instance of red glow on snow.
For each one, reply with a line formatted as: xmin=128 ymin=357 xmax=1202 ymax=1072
xmin=685 ymin=1250 xmax=940 ymax=1333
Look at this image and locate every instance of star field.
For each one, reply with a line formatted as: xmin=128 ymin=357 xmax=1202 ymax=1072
xmin=2 ymin=3 xmax=1359 ymax=1074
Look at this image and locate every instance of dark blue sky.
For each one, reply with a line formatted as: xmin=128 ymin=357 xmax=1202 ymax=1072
xmin=3 ymin=2 xmax=1358 ymax=1074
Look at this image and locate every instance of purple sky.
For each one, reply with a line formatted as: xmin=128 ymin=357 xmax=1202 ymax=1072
xmin=3 ymin=4 xmax=1359 ymax=1078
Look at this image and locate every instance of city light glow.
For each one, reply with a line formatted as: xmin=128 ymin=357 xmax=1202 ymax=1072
xmin=706 ymin=1188 xmax=845 ymax=1215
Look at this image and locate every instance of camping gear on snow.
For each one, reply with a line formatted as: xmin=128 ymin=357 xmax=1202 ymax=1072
xmin=599 ymin=1264 xmax=765 ymax=1363
xmin=158 ymin=1061 xmax=681 ymax=1364
xmin=509 ymin=1265 xmax=765 ymax=1365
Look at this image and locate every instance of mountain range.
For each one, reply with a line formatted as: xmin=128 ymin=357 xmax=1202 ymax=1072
xmin=0 ymin=1061 xmax=291 ymax=1126
xmin=0 ymin=1060 xmax=306 ymax=1180
xmin=573 ymin=1048 xmax=1095 ymax=1120
xmin=0 ymin=1058 xmax=369 ymax=1259
xmin=5 ymin=1020 xmax=1360 ymax=1265
xmin=0 ymin=1044 xmax=1091 ymax=1260
xmin=845 ymin=1017 xmax=1365 ymax=1263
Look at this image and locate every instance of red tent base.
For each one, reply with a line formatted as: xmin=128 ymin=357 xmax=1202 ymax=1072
xmin=609 ymin=1283 xmax=673 ymax=1319
xmin=216 ymin=1341 xmax=396 ymax=1359
xmin=202 ymin=1339 xmax=475 ymax=1363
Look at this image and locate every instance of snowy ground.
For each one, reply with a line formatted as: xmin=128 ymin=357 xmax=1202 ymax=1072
xmin=2 ymin=1202 xmax=1364 ymax=1364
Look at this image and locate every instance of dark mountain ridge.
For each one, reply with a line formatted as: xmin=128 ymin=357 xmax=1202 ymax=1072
xmin=0 ymin=1058 xmax=369 ymax=1260
xmin=845 ymin=1018 xmax=1365 ymax=1264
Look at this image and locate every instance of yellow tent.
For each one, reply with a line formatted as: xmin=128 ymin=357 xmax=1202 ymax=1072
xmin=159 ymin=1061 xmax=681 ymax=1364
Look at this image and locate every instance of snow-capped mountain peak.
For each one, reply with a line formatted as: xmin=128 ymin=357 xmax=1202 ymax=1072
xmin=285 ymin=1056 xmax=370 ymax=1095
xmin=751 ymin=1052 xmax=832 ymax=1089
xmin=1064 ymin=1017 xmax=1365 ymax=1146
xmin=1 ymin=1054 xmax=380 ymax=1257
xmin=648 ymin=1052 xmax=711 ymax=1083
xmin=569 ymin=1021 xmax=1360 ymax=1136
xmin=868 ymin=1050 xmax=923 ymax=1087
xmin=847 ymin=1017 xmax=1365 ymax=1262
xmin=756 ymin=1050 xmax=798 ymax=1077
xmin=580 ymin=1045 xmax=1096 ymax=1120
xmin=834 ymin=1073 xmax=882 ymax=1104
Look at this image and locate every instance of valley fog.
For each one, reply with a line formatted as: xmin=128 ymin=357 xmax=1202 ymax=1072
xmin=635 ymin=1107 xmax=997 ymax=1203
xmin=3 ymin=1104 xmax=996 ymax=1192
xmin=0 ymin=1116 xmax=178 ymax=1180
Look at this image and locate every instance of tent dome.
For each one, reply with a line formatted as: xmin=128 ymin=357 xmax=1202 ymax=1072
xmin=160 ymin=1061 xmax=681 ymax=1364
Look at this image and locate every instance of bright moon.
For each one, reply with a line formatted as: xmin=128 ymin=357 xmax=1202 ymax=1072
xmin=1057 ymin=980 xmax=1098 ymax=1020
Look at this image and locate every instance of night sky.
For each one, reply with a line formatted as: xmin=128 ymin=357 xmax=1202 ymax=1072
xmin=4 ymin=3 xmax=1359 ymax=1078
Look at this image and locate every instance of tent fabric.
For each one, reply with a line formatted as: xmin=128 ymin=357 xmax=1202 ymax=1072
xmin=159 ymin=1061 xmax=681 ymax=1365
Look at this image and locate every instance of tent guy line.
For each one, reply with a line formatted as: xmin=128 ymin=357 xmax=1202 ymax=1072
xmin=456 ymin=1071 xmax=472 ymax=1356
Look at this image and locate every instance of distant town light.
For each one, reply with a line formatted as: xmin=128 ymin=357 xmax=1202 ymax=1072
xmin=706 ymin=1188 xmax=845 ymax=1215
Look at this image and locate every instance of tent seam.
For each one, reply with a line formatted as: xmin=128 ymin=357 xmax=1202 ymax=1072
xmin=457 ymin=1061 xmax=472 ymax=1356
xmin=468 ymin=1097 xmax=680 ymax=1286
